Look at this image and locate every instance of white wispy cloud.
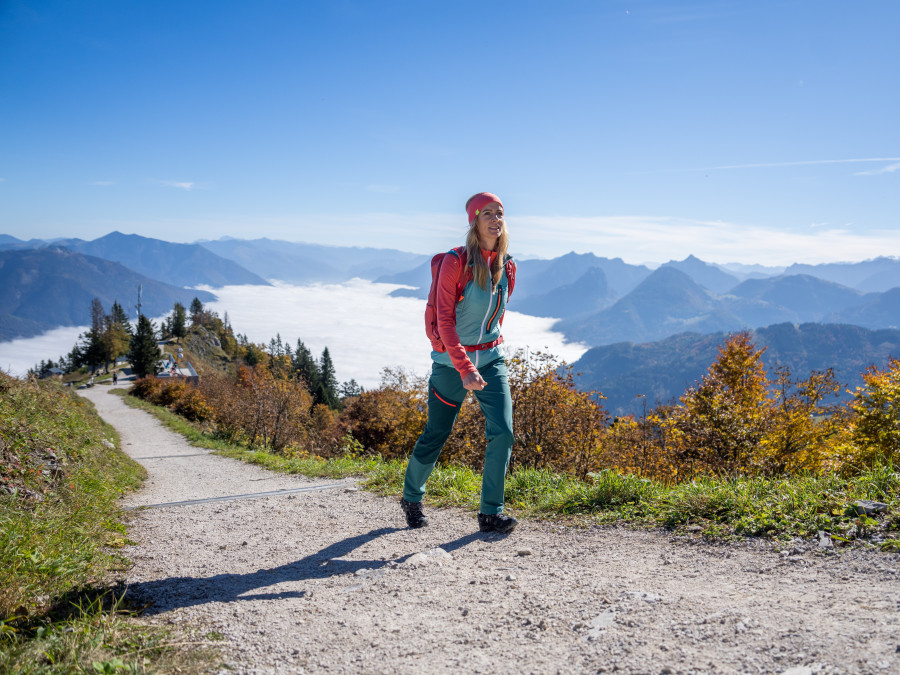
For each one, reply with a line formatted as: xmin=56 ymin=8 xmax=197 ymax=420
xmin=155 ymin=179 xmax=195 ymax=191
xmin=90 ymin=180 xmax=115 ymax=186
xmin=691 ymin=157 xmax=900 ymax=172
xmin=855 ymin=162 xmax=900 ymax=176
xmin=512 ymin=215 xmax=900 ymax=266
xmin=104 ymin=211 xmax=898 ymax=267
xmin=0 ymin=178 xmax=6 ymax=182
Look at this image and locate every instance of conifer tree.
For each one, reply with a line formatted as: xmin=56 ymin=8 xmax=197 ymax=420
xmin=316 ymin=347 xmax=340 ymax=409
xmin=339 ymin=379 xmax=363 ymax=399
xmin=76 ymin=297 xmax=107 ymax=373
xmin=108 ymin=301 xmax=132 ymax=333
xmin=170 ymin=302 xmax=187 ymax=339
xmin=129 ymin=314 xmax=159 ymax=378
xmin=189 ymin=297 xmax=204 ymax=326
xmin=292 ymin=339 xmax=320 ymax=393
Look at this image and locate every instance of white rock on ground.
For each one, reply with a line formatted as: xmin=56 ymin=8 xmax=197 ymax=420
xmin=80 ymin=384 xmax=900 ymax=675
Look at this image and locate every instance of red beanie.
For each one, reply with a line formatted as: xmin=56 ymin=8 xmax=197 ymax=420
xmin=465 ymin=192 xmax=503 ymax=225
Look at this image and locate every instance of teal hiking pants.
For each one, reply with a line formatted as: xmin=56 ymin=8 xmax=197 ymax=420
xmin=402 ymin=358 xmax=513 ymax=515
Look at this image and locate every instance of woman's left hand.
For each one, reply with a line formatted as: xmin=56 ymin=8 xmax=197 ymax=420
xmin=462 ymin=371 xmax=487 ymax=391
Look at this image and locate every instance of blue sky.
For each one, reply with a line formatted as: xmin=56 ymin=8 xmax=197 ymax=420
xmin=1 ymin=0 xmax=898 ymax=265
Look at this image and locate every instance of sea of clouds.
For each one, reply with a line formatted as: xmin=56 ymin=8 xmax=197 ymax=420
xmin=0 ymin=281 xmax=588 ymax=388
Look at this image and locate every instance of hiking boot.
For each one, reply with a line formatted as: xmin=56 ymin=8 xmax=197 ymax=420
xmin=400 ymin=498 xmax=429 ymax=529
xmin=478 ymin=512 xmax=518 ymax=534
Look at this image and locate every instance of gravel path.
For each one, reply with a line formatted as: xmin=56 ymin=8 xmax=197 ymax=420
xmin=79 ymin=384 xmax=900 ymax=675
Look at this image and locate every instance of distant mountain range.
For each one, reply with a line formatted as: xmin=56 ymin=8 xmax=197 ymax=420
xmin=199 ymin=237 xmax=430 ymax=284
xmin=0 ymin=231 xmax=269 ymax=288
xmin=573 ymin=323 xmax=900 ymax=417
xmin=0 ymin=232 xmax=430 ymax=341
xmin=556 ymin=265 xmax=899 ymax=346
xmin=0 ymin=247 xmax=215 ymax=341
xmin=382 ymin=250 xmax=900 ymax=347
xmin=2 ymin=230 xmax=898 ymax=362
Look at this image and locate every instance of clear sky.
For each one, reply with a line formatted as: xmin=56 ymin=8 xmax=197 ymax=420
xmin=1 ymin=0 xmax=898 ymax=265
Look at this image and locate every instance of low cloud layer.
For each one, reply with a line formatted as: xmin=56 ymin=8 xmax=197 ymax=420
xmin=0 ymin=282 xmax=587 ymax=387
xmin=204 ymin=280 xmax=588 ymax=388
xmin=0 ymin=325 xmax=88 ymax=377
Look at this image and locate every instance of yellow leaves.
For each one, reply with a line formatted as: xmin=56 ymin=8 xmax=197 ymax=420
xmin=848 ymin=357 xmax=900 ymax=465
xmin=343 ymin=368 xmax=428 ymax=460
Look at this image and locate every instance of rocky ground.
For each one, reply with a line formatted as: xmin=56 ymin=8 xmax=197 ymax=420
xmin=79 ymin=384 xmax=900 ymax=675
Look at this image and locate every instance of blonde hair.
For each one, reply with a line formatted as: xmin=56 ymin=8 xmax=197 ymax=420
xmin=466 ymin=216 xmax=509 ymax=291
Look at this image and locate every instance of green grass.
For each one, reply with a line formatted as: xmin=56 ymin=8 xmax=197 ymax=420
xmin=120 ymin=389 xmax=900 ymax=549
xmin=1 ymin=376 xmax=218 ymax=673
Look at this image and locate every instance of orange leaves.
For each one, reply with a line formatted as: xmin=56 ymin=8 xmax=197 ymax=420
xmin=342 ymin=368 xmax=427 ymax=460
xmin=507 ymin=351 xmax=608 ymax=478
xmin=652 ymin=332 xmax=851 ymax=478
xmin=849 ymin=357 xmax=900 ymax=465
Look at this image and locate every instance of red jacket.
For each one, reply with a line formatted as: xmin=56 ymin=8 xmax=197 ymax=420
xmin=435 ymin=248 xmax=516 ymax=379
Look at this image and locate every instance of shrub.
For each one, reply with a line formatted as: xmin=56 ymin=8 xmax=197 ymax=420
xmin=657 ymin=333 xmax=849 ymax=478
xmin=170 ymin=385 xmax=212 ymax=422
xmin=343 ymin=368 xmax=427 ymax=459
xmin=443 ymin=351 xmax=608 ymax=478
xmin=664 ymin=332 xmax=772 ymax=475
xmin=849 ymin=357 xmax=900 ymax=466
xmin=601 ymin=410 xmax=680 ymax=482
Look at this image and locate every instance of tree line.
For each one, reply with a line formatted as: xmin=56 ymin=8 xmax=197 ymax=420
xmin=131 ymin=331 xmax=899 ymax=483
xmin=31 ymin=297 xmax=354 ymax=412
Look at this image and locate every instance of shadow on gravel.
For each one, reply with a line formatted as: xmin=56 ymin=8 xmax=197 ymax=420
xmin=437 ymin=531 xmax=511 ymax=553
xmin=127 ymin=526 xmax=404 ymax=614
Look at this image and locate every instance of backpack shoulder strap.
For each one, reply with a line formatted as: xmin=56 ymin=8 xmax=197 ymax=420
xmin=504 ymin=254 xmax=516 ymax=298
xmin=449 ymin=247 xmax=471 ymax=295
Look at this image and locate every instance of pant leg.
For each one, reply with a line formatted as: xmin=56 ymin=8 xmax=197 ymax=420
xmin=472 ymin=358 xmax=514 ymax=515
xmin=402 ymin=363 xmax=466 ymax=503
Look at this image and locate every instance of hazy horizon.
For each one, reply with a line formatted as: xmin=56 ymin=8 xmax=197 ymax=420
xmin=4 ymin=229 xmax=897 ymax=270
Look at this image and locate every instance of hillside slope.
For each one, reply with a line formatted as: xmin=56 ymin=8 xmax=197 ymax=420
xmin=0 ymin=247 xmax=215 ymax=341
xmin=574 ymin=323 xmax=900 ymax=416
xmin=60 ymin=231 xmax=270 ymax=288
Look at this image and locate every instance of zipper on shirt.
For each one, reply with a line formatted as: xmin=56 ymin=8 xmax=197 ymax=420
xmin=486 ymin=285 xmax=504 ymax=333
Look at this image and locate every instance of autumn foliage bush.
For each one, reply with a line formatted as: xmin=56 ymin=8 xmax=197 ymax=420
xmin=848 ymin=357 xmax=900 ymax=467
xmin=344 ymin=353 xmax=609 ymax=478
xmin=342 ymin=368 xmax=427 ymax=460
xmin=132 ymin=331 xmax=900 ymax=485
xmin=131 ymin=364 xmax=341 ymax=456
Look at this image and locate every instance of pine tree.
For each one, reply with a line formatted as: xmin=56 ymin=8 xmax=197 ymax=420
xmin=316 ymin=347 xmax=340 ymax=409
xmin=339 ymin=379 xmax=363 ymax=399
xmin=171 ymin=302 xmax=187 ymax=339
xmin=189 ymin=297 xmax=204 ymax=326
xmin=129 ymin=314 xmax=160 ymax=378
xmin=77 ymin=297 xmax=107 ymax=373
xmin=109 ymin=301 xmax=132 ymax=333
xmin=292 ymin=339 xmax=320 ymax=393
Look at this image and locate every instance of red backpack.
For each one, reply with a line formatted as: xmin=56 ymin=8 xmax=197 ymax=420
xmin=424 ymin=247 xmax=516 ymax=353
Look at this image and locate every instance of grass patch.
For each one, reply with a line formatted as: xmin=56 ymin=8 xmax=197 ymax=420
xmin=1 ymin=376 xmax=219 ymax=673
xmin=119 ymin=389 xmax=900 ymax=549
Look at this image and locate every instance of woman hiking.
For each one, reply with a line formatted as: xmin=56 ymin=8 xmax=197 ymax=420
xmin=400 ymin=192 xmax=518 ymax=534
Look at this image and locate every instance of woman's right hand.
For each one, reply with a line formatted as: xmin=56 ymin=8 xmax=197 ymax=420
xmin=462 ymin=371 xmax=487 ymax=391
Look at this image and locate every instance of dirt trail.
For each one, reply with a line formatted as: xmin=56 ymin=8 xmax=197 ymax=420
xmin=80 ymin=384 xmax=900 ymax=675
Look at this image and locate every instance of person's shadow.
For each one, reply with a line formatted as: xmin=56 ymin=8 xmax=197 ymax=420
xmin=126 ymin=527 xmax=504 ymax=614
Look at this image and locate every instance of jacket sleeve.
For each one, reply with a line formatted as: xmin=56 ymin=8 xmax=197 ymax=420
xmin=435 ymin=253 xmax=478 ymax=380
